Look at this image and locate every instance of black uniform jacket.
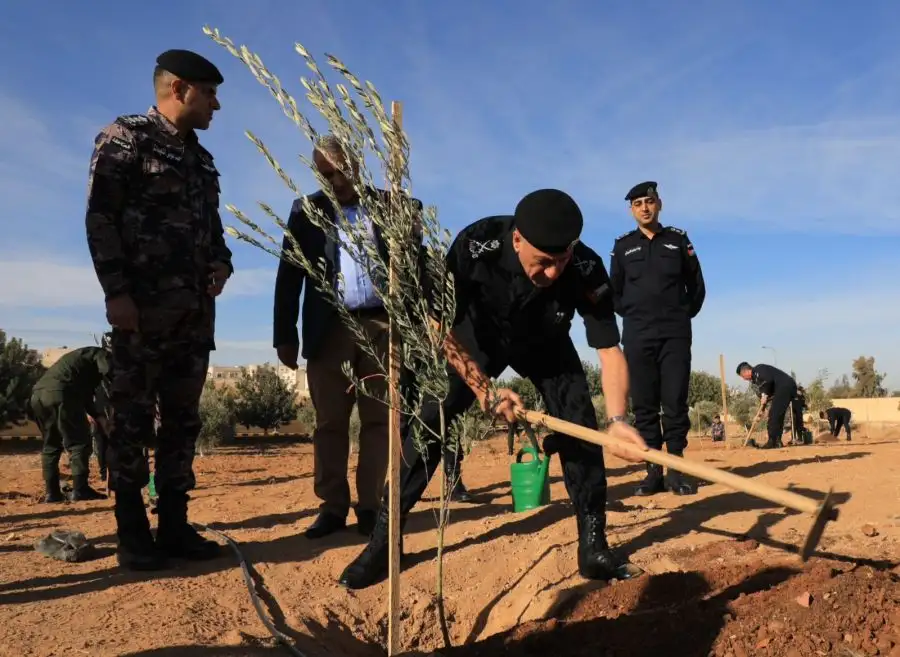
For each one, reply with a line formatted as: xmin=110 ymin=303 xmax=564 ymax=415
xmin=609 ymin=225 xmax=705 ymax=341
xmin=751 ymin=363 xmax=796 ymax=397
xmin=438 ymin=215 xmax=621 ymax=355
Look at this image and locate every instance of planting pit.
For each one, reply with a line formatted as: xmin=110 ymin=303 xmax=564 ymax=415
xmin=442 ymin=539 xmax=900 ymax=657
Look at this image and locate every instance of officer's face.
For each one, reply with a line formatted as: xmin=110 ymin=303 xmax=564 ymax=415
xmin=313 ymin=149 xmax=358 ymax=204
xmin=178 ymin=81 xmax=220 ymax=131
xmin=630 ymin=195 xmax=661 ymax=227
xmin=513 ymin=231 xmax=572 ymax=287
xmin=739 ymin=369 xmax=752 ymax=381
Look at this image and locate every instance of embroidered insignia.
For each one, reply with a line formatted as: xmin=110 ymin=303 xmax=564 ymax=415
xmin=573 ymin=255 xmax=596 ymax=276
xmin=468 ymin=239 xmax=500 ymax=259
xmin=117 ymin=114 xmax=150 ymax=127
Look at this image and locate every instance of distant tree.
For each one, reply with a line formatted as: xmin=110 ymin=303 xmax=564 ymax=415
xmin=691 ymin=400 xmax=720 ymax=431
xmin=803 ymin=372 xmax=833 ymax=415
xmin=728 ymin=385 xmax=760 ymax=429
xmin=503 ymin=375 xmax=543 ymax=412
xmin=581 ymin=360 xmax=602 ymax=397
xmin=828 ymin=374 xmax=853 ymax=398
xmin=232 ymin=365 xmax=299 ymax=434
xmin=851 ymin=356 xmax=887 ymax=398
xmin=196 ymin=381 xmax=235 ymax=456
xmin=0 ymin=329 xmax=46 ymax=430
xmin=688 ymin=370 xmax=722 ymax=407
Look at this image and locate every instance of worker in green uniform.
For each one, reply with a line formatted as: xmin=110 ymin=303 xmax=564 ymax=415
xmin=29 ymin=346 xmax=110 ymax=502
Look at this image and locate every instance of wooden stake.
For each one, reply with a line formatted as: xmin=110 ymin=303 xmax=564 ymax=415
xmin=386 ymin=99 xmax=403 ymax=657
xmin=718 ymin=354 xmax=728 ymax=424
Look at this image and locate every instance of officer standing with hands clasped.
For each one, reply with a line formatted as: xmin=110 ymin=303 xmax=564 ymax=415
xmin=338 ymin=188 xmax=649 ymax=590
xmin=609 ymin=181 xmax=705 ymax=496
xmin=85 ymin=49 xmax=232 ymax=571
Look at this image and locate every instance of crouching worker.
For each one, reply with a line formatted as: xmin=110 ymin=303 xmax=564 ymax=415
xmin=30 ymin=346 xmax=110 ymax=502
xmin=338 ymin=189 xmax=649 ymax=590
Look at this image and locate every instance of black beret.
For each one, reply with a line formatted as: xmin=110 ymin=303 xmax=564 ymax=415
xmin=625 ymin=180 xmax=659 ymax=202
xmin=513 ymin=189 xmax=583 ymax=254
xmin=156 ymin=49 xmax=224 ymax=85
xmin=736 ymin=361 xmax=751 ymax=375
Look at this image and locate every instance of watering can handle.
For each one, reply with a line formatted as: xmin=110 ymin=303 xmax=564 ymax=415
xmin=515 ymin=446 xmax=541 ymax=463
xmin=507 ymin=420 xmax=542 ymax=456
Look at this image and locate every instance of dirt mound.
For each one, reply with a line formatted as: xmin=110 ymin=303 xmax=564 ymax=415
xmin=441 ymin=540 xmax=900 ymax=657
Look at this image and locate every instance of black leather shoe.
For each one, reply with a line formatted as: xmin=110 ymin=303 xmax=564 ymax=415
xmin=305 ymin=511 xmax=347 ymax=539
xmin=634 ymin=463 xmax=665 ymax=496
xmin=576 ymin=512 xmax=642 ymax=581
xmin=356 ymin=509 xmax=377 ymax=536
xmin=339 ymin=506 xmax=404 ymax=590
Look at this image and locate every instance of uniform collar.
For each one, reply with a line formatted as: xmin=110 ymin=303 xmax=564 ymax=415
xmin=147 ymin=106 xmax=198 ymax=144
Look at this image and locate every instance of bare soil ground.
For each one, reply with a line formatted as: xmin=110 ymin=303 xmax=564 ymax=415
xmin=0 ymin=426 xmax=898 ymax=657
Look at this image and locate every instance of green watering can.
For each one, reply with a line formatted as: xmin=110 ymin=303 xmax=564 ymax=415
xmin=508 ymin=421 xmax=551 ymax=513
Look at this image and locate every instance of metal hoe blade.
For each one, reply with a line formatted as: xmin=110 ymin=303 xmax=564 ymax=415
xmin=800 ymin=487 xmax=838 ymax=561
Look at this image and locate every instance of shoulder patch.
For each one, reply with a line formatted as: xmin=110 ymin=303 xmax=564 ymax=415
xmin=115 ymin=114 xmax=151 ymax=129
xmin=467 ymin=238 xmax=501 ymax=259
xmin=667 ymin=226 xmax=686 ymax=235
xmin=614 ymin=230 xmax=633 ymax=241
xmin=572 ymin=252 xmax=598 ymax=277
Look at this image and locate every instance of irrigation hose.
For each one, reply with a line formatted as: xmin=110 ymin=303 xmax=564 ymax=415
xmin=192 ymin=522 xmax=309 ymax=657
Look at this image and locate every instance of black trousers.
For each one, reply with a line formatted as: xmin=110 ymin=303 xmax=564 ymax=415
xmin=831 ymin=413 xmax=851 ymax=439
xmin=399 ymin=368 xmax=463 ymax=476
xmin=393 ymin=326 xmax=606 ymax=518
xmin=623 ymin=337 xmax=691 ymax=453
xmin=767 ymin=385 xmax=801 ymax=445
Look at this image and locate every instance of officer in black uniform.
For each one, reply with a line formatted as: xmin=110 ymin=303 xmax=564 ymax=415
xmin=338 ymin=188 xmax=649 ymax=590
xmin=736 ymin=362 xmax=805 ymax=449
xmin=609 ymin=181 xmax=705 ymax=496
xmin=820 ymin=406 xmax=852 ymax=441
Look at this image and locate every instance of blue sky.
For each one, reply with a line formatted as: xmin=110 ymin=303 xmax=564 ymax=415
xmin=2 ymin=0 xmax=898 ymax=390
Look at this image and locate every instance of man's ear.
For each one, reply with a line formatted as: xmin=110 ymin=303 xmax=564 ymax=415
xmin=512 ymin=228 xmax=521 ymax=251
xmin=657 ymin=198 xmax=664 ymax=213
xmin=171 ymin=77 xmax=188 ymax=103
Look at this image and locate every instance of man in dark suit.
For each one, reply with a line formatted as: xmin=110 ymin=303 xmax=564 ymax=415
xmin=273 ymin=136 xmax=470 ymax=541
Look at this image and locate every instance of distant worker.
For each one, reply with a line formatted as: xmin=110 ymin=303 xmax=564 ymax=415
xmin=710 ymin=414 xmax=725 ymax=442
xmin=29 ymin=346 xmax=110 ymax=502
xmin=736 ymin=362 xmax=805 ymax=449
xmin=791 ymin=385 xmax=808 ymax=444
xmin=820 ymin=407 xmax=852 ymax=441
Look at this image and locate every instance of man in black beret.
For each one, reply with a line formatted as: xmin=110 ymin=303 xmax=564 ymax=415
xmin=609 ymin=181 xmax=706 ymax=496
xmin=84 ymin=48 xmax=230 ymax=571
xmin=338 ymin=188 xmax=649 ymax=590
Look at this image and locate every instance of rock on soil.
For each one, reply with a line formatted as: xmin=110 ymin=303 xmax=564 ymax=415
xmin=440 ymin=539 xmax=900 ymax=657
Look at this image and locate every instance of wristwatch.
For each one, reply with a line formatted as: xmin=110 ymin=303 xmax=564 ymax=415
xmin=607 ymin=415 xmax=628 ymax=426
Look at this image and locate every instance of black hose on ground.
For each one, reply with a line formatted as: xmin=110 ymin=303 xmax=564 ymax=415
xmin=193 ymin=522 xmax=309 ymax=657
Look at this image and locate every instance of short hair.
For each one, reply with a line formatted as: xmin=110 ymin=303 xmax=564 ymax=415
xmin=153 ymin=66 xmax=176 ymax=93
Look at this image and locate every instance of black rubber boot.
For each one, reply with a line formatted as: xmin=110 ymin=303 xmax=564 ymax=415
xmin=114 ymin=488 xmax=167 ymax=571
xmin=664 ymin=451 xmax=696 ymax=495
xmin=68 ymin=474 xmax=106 ymax=501
xmin=42 ymin=472 xmax=65 ymax=503
xmin=339 ymin=505 xmax=405 ymax=590
xmin=634 ymin=463 xmax=665 ymax=496
xmin=576 ymin=512 xmax=642 ymax=580
xmin=155 ymin=490 xmax=221 ymax=560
